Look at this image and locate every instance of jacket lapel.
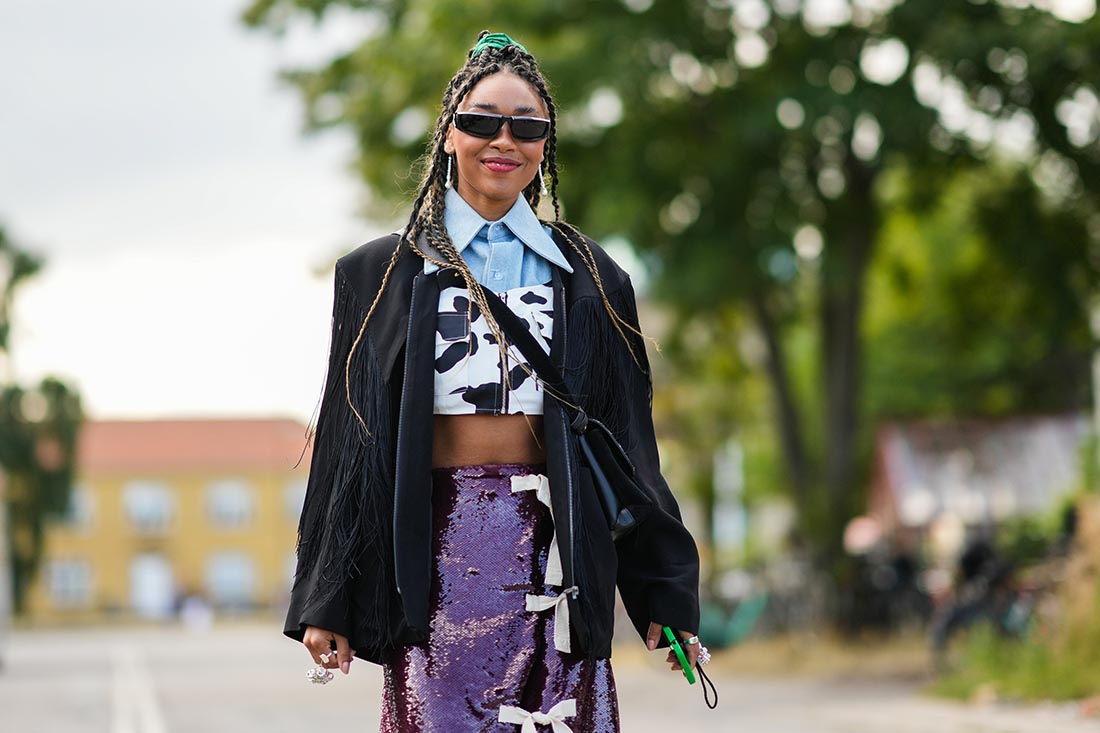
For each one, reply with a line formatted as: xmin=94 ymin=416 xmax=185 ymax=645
xmin=365 ymin=232 xmax=448 ymax=384
xmin=391 ymin=265 xmax=440 ymax=633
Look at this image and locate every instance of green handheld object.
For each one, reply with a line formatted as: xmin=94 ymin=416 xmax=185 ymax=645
xmin=662 ymin=626 xmax=696 ymax=684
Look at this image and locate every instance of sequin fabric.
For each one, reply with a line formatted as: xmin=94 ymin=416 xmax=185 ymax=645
xmin=381 ymin=463 xmax=620 ymax=732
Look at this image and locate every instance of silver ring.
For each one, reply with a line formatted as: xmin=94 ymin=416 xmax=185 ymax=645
xmin=684 ymin=635 xmax=700 ymax=645
xmin=306 ymin=665 xmax=334 ymax=685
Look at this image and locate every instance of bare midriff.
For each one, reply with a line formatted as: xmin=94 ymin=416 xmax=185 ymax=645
xmin=432 ymin=414 xmax=546 ymax=468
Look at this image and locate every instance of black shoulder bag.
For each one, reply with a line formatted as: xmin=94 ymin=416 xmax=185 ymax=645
xmin=481 ymin=289 xmax=653 ymax=540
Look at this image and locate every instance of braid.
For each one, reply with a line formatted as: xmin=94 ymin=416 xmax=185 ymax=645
xmin=344 ymin=241 xmax=402 ymax=434
xmin=506 ymin=62 xmax=562 ymax=219
xmin=343 ymin=31 xmax=648 ymax=432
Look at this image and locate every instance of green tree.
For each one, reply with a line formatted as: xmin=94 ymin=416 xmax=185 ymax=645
xmin=0 ymin=225 xmax=82 ymax=613
xmin=865 ymin=164 xmax=1098 ymax=420
xmin=242 ymin=1 xmax=1100 ymax=566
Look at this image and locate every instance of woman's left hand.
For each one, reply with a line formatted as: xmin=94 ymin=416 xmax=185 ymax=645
xmin=646 ymin=622 xmax=700 ymax=671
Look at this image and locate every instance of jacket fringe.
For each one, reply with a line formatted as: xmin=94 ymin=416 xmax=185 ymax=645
xmin=565 ymin=276 xmax=701 ymax=647
xmin=292 ymin=262 xmax=400 ymax=653
xmin=563 ymin=279 xmax=652 ymax=449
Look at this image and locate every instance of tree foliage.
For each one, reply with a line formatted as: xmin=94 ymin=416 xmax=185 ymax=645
xmin=866 ymin=164 xmax=1098 ymax=419
xmin=242 ymin=0 xmax=1100 ymax=567
xmin=0 ymin=226 xmax=83 ymax=613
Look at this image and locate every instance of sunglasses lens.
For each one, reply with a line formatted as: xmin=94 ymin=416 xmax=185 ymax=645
xmin=456 ymin=113 xmax=550 ymax=141
xmin=455 ymin=113 xmax=502 ymax=138
xmin=511 ymin=118 xmax=550 ymax=141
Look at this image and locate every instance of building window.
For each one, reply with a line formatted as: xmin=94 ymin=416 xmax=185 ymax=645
xmin=48 ymin=558 xmax=92 ymax=608
xmin=129 ymin=552 xmax=175 ymax=619
xmin=284 ymin=478 xmax=307 ymax=521
xmin=205 ymin=479 xmax=254 ymax=528
xmin=205 ymin=552 xmax=255 ymax=607
xmin=123 ymin=480 xmax=174 ymax=534
xmin=62 ymin=482 xmax=95 ymax=529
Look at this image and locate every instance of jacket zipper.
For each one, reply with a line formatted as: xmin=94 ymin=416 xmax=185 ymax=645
xmin=500 ymin=291 xmax=509 ymax=413
xmin=393 ymin=273 xmax=422 ymax=600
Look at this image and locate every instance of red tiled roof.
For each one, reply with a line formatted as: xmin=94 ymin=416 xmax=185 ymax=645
xmin=77 ymin=418 xmax=313 ymax=474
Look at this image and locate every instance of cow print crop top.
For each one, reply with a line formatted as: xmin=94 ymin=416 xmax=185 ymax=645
xmin=433 ymin=281 xmax=553 ymax=415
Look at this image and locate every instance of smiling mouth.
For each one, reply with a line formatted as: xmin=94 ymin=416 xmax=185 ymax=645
xmin=482 ymin=159 xmax=521 ymax=173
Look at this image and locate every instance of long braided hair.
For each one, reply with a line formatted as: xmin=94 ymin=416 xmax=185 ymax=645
xmin=344 ymin=30 xmax=644 ymax=432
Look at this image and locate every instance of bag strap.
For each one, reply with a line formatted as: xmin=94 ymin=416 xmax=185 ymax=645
xmin=479 ymin=283 xmax=590 ymax=431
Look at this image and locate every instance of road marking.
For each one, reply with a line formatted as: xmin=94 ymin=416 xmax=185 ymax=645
xmin=111 ymin=645 xmax=168 ymax=733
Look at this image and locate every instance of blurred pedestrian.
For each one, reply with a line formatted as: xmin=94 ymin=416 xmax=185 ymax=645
xmin=282 ymin=31 xmax=703 ymax=731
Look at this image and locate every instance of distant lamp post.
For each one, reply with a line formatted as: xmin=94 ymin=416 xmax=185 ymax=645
xmin=713 ymin=438 xmax=746 ymax=558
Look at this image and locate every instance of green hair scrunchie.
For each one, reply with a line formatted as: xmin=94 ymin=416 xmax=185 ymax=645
xmin=470 ymin=32 xmax=528 ymax=58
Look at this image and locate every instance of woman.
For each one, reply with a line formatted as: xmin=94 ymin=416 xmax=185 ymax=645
xmin=283 ymin=31 xmax=703 ymax=731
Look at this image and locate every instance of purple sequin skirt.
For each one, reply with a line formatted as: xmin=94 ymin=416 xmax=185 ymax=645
xmin=380 ymin=463 xmax=620 ymax=732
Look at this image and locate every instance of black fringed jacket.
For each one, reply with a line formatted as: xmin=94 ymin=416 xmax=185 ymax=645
xmin=283 ymin=228 xmax=700 ymax=664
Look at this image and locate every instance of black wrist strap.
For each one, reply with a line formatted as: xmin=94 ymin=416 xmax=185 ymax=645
xmin=697 ymin=664 xmax=719 ymax=709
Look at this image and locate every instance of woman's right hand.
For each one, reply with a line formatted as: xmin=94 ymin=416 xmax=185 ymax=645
xmin=303 ymin=625 xmax=356 ymax=675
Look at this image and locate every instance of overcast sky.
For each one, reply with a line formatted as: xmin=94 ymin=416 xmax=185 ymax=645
xmin=1 ymin=1 xmax=388 ymax=425
xmin=2 ymin=0 xmax=1094 ymax=426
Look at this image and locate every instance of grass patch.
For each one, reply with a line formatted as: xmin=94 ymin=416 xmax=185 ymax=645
xmin=931 ymin=620 xmax=1100 ymax=701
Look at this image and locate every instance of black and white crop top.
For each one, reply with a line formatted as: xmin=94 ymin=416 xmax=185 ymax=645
xmin=433 ymin=280 xmax=553 ymax=415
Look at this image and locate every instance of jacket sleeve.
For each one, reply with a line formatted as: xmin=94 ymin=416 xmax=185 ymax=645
xmin=283 ymin=260 xmax=383 ymax=645
xmin=610 ymin=278 xmax=701 ymax=645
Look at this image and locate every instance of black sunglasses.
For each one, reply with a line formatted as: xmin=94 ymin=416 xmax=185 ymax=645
xmin=453 ymin=111 xmax=551 ymax=142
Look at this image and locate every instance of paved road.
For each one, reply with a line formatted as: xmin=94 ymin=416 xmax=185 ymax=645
xmin=2 ymin=621 xmax=1098 ymax=732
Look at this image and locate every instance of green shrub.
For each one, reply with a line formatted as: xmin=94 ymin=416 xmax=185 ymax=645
xmin=931 ymin=598 xmax=1100 ymax=700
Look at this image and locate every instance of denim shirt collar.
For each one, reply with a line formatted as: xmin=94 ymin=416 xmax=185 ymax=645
xmin=422 ymin=188 xmax=573 ymax=274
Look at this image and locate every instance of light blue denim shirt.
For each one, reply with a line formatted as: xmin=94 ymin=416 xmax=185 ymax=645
xmin=423 ymin=188 xmax=574 ymax=292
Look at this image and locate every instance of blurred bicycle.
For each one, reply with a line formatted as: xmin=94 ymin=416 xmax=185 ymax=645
xmin=928 ymin=537 xmax=1050 ymax=671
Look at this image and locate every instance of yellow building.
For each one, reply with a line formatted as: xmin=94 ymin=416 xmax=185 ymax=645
xmin=25 ymin=418 xmax=311 ymax=621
